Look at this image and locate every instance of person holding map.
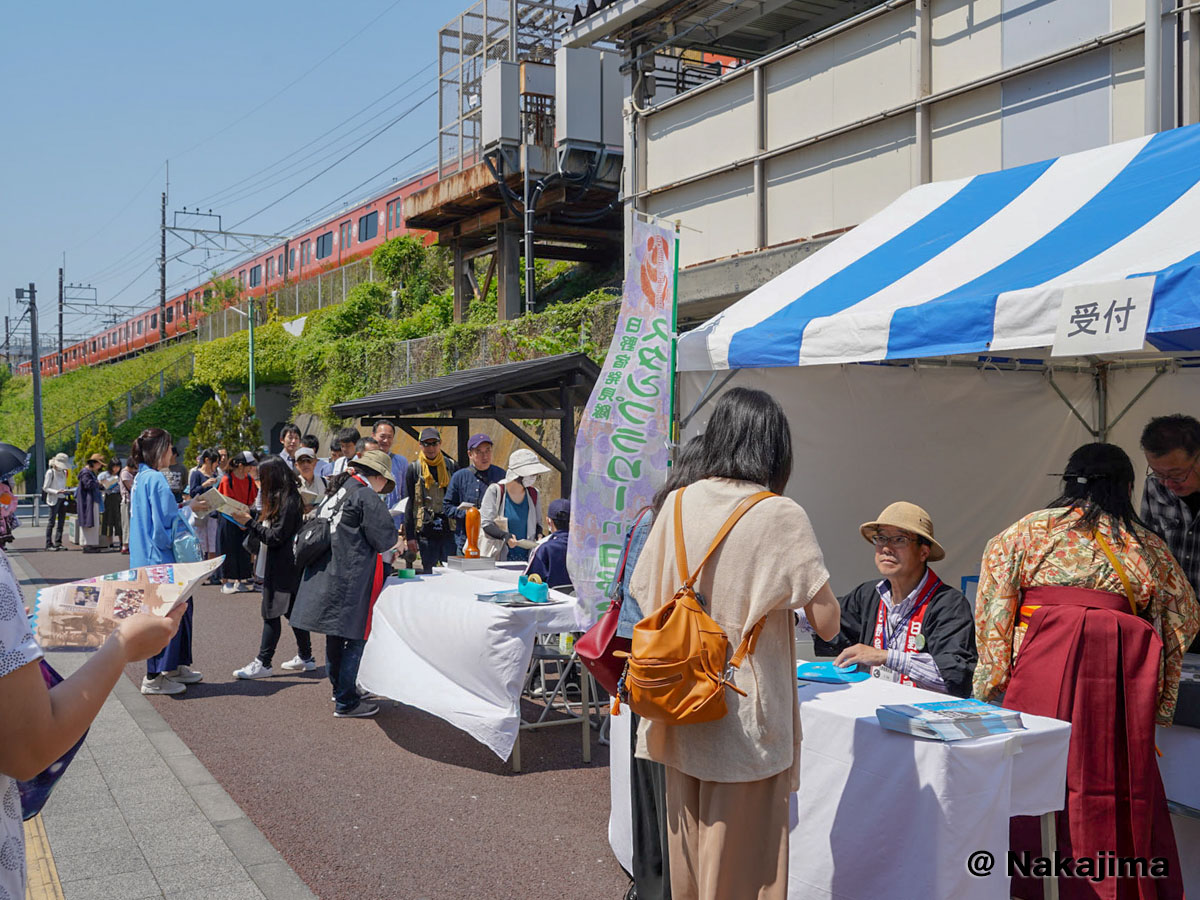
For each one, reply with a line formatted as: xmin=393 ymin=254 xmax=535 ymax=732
xmin=128 ymin=428 xmax=206 ymax=696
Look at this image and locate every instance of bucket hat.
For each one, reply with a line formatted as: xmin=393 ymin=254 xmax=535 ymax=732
xmin=859 ymin=501 xmax=945 ymax=561
xmin=351 ymin=449 xmax=396 ymax=493
xmin=50 ymin=452 xmax=70 ymax=471
xmin=501 ymin=448 xmax=550 ymax=485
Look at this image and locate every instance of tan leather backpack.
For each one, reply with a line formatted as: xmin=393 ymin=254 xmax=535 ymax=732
xmin=616 ymin=486 xmax=774 ymax=725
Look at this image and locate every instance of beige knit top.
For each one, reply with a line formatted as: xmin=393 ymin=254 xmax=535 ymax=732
xmin=631 ymin=477 xmax=830 ymax=787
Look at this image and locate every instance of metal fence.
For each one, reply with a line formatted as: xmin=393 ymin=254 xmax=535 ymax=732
xmin=196 ymin=257 xmax=376 ymax=342
xmin=45 ymin=352 xmax=196 ymax=449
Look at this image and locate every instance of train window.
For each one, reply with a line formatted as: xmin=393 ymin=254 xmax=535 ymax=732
xmin=165 ymin=306 xmax=174 ymax=324
xmin=301 ymin=241 xmax=312 ymax=265
xmin=101 ymin=336 xmax=107 ymax=349
xmin=338 ymin=222 xmax=351 ymax=251
xmin=315 ymin=232 xmax=333 ymax=260
xmin=266 ymin=258 xmax=274 ymax=280
xmin=359 ymin=211 xmax=378 ymax=242
xmin=91 ymin=340 xmax=96 ymax=352
xmin=238 ymin=270 xmax=246 ymax=288
xmin=288 ymin=249 xmax=295 ymax=271
xmin=136 ymin=319 xmax=143 ymax=335
xmin=249 ymin=265 xmax=262 ymax=288
xmin=151 ymin=313 xmax=157 ymax=329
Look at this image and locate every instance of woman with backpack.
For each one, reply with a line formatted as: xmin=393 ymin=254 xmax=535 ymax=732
xmin=290 ymin=450 xmax=400 ymax=719
xmin=229 ymin=456 xmax=315 ymax=680
xmin=627 ymin=388 xmax=841 ymax=900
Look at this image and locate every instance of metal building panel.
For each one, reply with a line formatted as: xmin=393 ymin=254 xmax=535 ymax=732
xmin=1000 ymin=51 xmax=1112 ymax=168
xmin=930 ymin=86 xmax=1003 ymax=181
xmin=601 ymin=51 xmax=623 ymax=149
xmin=765 ymin=37 xmax=837 ymax=151
xmin=555 ymin=46 xmax=604 ymax=145
xmin=482 ymin=62 xmax=520 ymax=149
xmin=930 ymin=0 xmax=1003 ymax=92
xmin=1001 ymin=0 xmax=1110 ymax=69
xmin=828 ymin=116 xmax=915 ymax=233
xmin=1110 ymin=35 xmax=1146 ymax=143
xmin=829 ymin=3 xmax=916 ymax=125
xmin=647 ymin=170 xmax=757 ymax=268
xmin=644 ymin=78 xmax=756 ymax=191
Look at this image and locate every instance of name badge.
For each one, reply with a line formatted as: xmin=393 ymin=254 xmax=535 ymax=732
xmin=871 ymin=665 xmax=900 ymax=683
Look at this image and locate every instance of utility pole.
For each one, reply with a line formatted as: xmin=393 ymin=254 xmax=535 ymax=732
xmin=3 ymin=315 xmax=8 ymax=373
xmin=15 ymin=284 xmax=45 ymax=492
xmin=160 ymin=189 xmax=168 ymax=342
xmin=248 ymin=298 xmax=256 ymax=409
xmin=57 ymin=265 xmax=64 ymax=374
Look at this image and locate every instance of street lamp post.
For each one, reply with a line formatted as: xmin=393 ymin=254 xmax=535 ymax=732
xmin=15 ymin=283 xmax=46 ymax=490
xmin=229 ymin=300 xmax=256 ymax=410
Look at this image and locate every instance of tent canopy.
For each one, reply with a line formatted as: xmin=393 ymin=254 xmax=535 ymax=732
xmin=679 ymin=123 xmax=1200 ymax=372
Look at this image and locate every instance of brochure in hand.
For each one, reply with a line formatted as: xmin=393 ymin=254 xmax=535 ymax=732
xmin=875 ymin=698 xmax=1025 ymax=741
xmin=30 ymin=557 xmax=224 ymax=649
xmin=198 ymin=488 xmax=251 ymax=526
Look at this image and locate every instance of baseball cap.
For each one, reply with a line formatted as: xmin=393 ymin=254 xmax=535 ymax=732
xmin=295 ymin=447 xmax=316 ymax=460
xmin=419 ymin=427 xmax=441 ymax=443
xmin=467 ymin=433 xmax=493 ymax=450
xmin=548 ymin=498 xmax=570 ymax=523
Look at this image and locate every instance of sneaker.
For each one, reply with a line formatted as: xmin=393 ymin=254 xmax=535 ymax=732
xmin=53 ymin=543 xmax=65 ymax=551
xmin=280 ymin=655 xmax=316 ymax=672
xmin=44 ymin=544 xmax=54 ymax=551
xmin=334 ymin=701 xmax=379 ymax=718
xmin=233 ymin=659 xmax=273 ymax=680
xmin=220 ymin=582 xmax=239 ymax=594
xmin=236 ymin=581 xmax=258 ymax=593
xmin=164 ymin=665 xmax=203 ymax=684
xmin=141 ymin=674 xmax=186 ymax=695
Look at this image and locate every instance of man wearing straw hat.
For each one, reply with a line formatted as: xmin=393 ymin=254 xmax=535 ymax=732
xmin=830 ymin=501 xmax=976 ymax=697
xmin=42 ymin=453 xmax=73 ymax=551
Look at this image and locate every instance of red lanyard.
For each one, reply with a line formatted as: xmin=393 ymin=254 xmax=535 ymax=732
xmin=872 ymin=570 xmax=941 ymax=652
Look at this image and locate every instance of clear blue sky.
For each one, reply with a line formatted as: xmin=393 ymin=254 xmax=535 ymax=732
xmin=0 ymin=0 xmax=454 ymax=352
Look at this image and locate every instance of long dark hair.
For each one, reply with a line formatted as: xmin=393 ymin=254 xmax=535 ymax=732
xmin=1049 ymin=443 xmax=1148 ymax=536
xmin=692 ymin=387 xmax=793 ymax=494
xmin=257 ymin=456 xmax=299 ymax=523
xmin=130 ymin=428 xmax=172 ymax=468
xmin=651 ymin=435 xmax=708 ymax=516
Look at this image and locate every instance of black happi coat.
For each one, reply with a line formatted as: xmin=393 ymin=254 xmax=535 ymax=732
xmin=823 ymin=574 xmax=977 ymax=698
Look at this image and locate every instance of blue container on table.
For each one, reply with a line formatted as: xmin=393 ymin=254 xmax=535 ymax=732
xmin=518 ymin=575 xmax=550 ymax=603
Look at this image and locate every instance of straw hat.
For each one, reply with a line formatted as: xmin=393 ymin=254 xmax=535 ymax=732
xmin=87 ymin=453 xmax=108 ymax=466
xmin=859 ymin=501 xmax=945 ymax=561
xmin=50 ymin=452 xmax=70 ymax=471
xmin=350 ymin=449 xmax=396 ymax=493
xmin=500 ymin=448 xmax=550 ymax=484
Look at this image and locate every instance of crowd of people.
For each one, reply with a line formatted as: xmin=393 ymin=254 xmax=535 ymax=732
xmin=4 ymin=392 xmax=1200 ymax=900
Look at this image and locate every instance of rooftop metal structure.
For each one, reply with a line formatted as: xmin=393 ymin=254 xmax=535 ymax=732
xmin=438 ymin=0 xmax=576 ymax=179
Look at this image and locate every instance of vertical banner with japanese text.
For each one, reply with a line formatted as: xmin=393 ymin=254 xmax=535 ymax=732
xmin=567 ymin=218 xmax=675 ymax=621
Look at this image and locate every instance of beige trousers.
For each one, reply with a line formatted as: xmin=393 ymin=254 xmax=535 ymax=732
xmin=665 ymin=764 xmax=790 ymax=900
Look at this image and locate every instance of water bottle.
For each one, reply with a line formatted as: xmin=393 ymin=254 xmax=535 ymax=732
xmin=558 ymin=632 xmax=575 ymax=655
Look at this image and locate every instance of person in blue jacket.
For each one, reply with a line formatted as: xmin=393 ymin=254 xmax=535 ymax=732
xmin=128 ymin=427 xmax=205 ymax=696
xmin=443 ymin=433 xmax=507 ymax=554
xmin=525 ymin=498 xmax=572 ymax=589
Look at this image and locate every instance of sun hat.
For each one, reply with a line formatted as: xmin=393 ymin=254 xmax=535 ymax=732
xmin=501 ymin=448 xmax=551 ymax=484
xmin=50 ymin=453 xmax=70 ymax=471
xmin=350 ymin=449 xmax=397 ymax=493
xmin=467 ymin=433 xmax=493 ymax=450
xmin=87 ymin=453 xmax=108 ymax=465
xmin=859 ymin=501 xmax=945 ymax=562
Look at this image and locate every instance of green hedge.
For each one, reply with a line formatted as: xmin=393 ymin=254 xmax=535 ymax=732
xmin=110 ymin=384 xmax=212 ymax=447
xmin=0 ymin=342 xmax=194 ymax=450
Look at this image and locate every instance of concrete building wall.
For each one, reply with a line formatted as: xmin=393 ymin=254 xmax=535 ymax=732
xmin=627 ymin=0 xmax=1190 ymax=315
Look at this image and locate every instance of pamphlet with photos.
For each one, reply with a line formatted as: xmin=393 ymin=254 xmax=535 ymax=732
xmin=875 ymin=698 xmax=1025 ymax=741
xmin=31 ymin=557 xmax=223 ymax=649
xmin=198 ymin=487 xmax=250 ymax=518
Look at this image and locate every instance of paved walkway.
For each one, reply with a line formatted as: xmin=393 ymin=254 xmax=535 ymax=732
xmin=9 ymin=538 xmax=316 ymax=900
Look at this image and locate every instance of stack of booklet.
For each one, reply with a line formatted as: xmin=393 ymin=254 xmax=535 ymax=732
xmin=875 ymin=698 xmax=1025 ymax=741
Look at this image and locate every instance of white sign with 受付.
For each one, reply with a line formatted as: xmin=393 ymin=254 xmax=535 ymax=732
xmin=1051 ymin=276 xmax=1155 ymax=357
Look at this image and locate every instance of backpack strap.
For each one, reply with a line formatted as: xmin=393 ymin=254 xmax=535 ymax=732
xmin=673 ymin=487 xmax=776 ymax=590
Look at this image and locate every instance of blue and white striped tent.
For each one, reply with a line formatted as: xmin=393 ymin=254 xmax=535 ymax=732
xmin=678 ymin=123 xmax=1200 ymax=372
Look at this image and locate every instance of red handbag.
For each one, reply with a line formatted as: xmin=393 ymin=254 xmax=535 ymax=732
xmin=577 ymin=508 xmax=650 ymax=695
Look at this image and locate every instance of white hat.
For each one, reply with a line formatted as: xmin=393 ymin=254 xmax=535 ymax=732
xmin=294 ymin=447 xmax=316 ymax=460
xmin=501 ymin=448 xmax=551 ymax=484
xmin=50 ymin=453 xmax=70 ymax=471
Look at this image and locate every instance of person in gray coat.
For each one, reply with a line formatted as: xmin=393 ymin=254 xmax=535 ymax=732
xmin=290 ymin=449 xmax=399 ymax=718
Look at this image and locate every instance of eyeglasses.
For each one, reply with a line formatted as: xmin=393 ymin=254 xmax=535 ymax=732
xmin=870 ymin=534 xmax=918 ymax=548
xmin=1146 ymin=452 xmax=1199 ymax=485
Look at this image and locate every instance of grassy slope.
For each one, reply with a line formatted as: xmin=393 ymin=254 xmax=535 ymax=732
xmin=0 ymin=342 xmax=193 ymax=448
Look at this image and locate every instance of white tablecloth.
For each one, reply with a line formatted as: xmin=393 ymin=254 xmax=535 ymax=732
xmin=357 ymin=570 xmax=586 ymax=760
xmin=610 ymin=679 xmax=1072 ymax=900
